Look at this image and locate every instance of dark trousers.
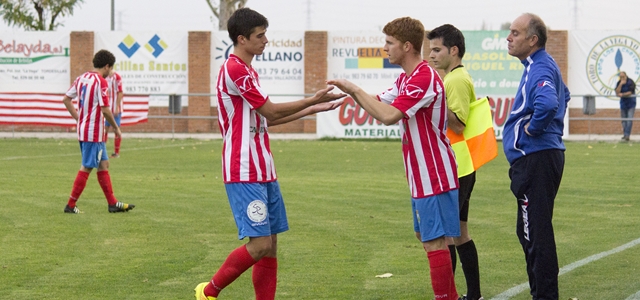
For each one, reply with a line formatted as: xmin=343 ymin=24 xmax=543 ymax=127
xmin=509 ymin=149 xmax=564 ymax=300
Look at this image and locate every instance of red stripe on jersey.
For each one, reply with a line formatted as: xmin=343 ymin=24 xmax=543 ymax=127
xmin=217 ymin=54 xmax=275 ymax=183
xmin=380 ymin=61 xmax=458 ymax=198
xmin=107 ymin=72 xmax=122 ymax=114
xmin=66 ymin=72 xmax=108 ymax=142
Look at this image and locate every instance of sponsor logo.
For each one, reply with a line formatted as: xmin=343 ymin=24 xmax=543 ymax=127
xmin=537 ymin=80 xmax=554 ymax=89
xmin=337 ymin=97 xmax=401 ymax=138
xmin=118 ymin=35 xmax=140 ymax=58
xmin=234 ymin=75 xmax=255 ymax=93
xmin=118 ymin=34 xmax=168 ymax=58
xmin=332 ymin=47 xmax=400 ymax=70
xmin=520 ymin=195 xmax=530 ymax=241
xmin=329 ymin=35 xmax=400 ymax=69
xmin=402 ymin=83 xmax=425 ymax=97
xmin=112 ymin=34 xmax=186 ymax=73
xmin=586 ymin=35 xmax=640 ymax=99
xmin=144 ymin=34 xmax=168 ymax=58
xmin=480 ymin=33 xmax=509 ymax=51
xmin=215 ymin=39 xmax=233 ymax=60
xmin=0 ymin=40 xmax=69 ymax=65
xmin=215 ymin=37 xmax=303 ymax=62
xmin=0 ymin=39 xmax=68 ymax=58
xmin=247 ymin=200 xmax=267 ymax=223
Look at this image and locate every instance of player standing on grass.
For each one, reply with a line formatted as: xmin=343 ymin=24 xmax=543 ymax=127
xmin=103 ymin=69 xmax=124 ymax=158
xmin=428 ymin=24 xmax=484 ymax=300
xmin=62 ymin=49 xmax=134 ymax=214
xmin=194 ymin=7 xmax=344 ymax=300
xmin=328 ymin=16 xmax=460 ymax=300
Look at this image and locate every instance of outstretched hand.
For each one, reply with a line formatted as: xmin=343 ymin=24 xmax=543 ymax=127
xmin=313 ymin=85 xmax=347 ymax=103
xmin=311 ymin=99 xmax=344 ymax=114
xmin=326 ymin=79 xmax=356 ymax=94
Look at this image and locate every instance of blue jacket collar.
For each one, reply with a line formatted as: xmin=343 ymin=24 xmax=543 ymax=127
xmin=522 ymin=48 xmax=546 ymax=65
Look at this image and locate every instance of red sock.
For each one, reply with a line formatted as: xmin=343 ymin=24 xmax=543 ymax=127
xmin=204 ymin=245 xmax=257 ymax=297
xmin=67 ymin=171 xmax=89 ymax=208
xmin=427 ymin=249 xmax=458 ymax=300
xmin=103 ymin=130 xmax=108 ymax=143
xmin=252 ymin=256 xmax=278 ymax=300
xmin=97 ymin=170 xmax=118 ymax=206
xmin=114 ymin=136 xmax=121 ymax=154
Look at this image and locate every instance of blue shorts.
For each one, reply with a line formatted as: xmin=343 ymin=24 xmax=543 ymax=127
xmin=105 ymin=113 xmax=121 ymax=127
xmin=79 ymin=141 xmax=108 ymax=169
xmin=412 ymin=190 xmax=461 ymax=242
xmin=225 ymin=181 xmax=289 ymax=240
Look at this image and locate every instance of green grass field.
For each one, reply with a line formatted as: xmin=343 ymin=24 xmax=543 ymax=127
xmin=1 ymin=137 xmax=639 ymax=300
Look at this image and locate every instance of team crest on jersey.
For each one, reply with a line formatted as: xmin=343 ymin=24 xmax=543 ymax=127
xmin=247 ymin=200 xmax=267 ymax=223
xmin=234 ymin=75 xmax=255 ymax=94
xmin=401 ymin=83 xmax=425 ymax=98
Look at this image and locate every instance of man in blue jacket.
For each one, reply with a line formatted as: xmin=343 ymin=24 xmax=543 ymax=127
xmin=504 ymin=13 xmax=571 ymax=300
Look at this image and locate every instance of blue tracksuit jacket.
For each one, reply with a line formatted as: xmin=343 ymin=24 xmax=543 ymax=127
xmin=502 ymin=48 xmax=571 ymax=165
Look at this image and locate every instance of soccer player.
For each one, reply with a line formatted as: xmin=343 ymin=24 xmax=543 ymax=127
xmin=194 ymin=8 xmax=344 ymax=300
xmin=104 ymin=69 xmax=124 ymax=158
xmin=328 ymin=17 xmax=460 ymax=300
xmin=428 ymin=24 xmax=484 ymax=300
xmin=504 ymin=13 xmax=570 ymax=300
xmin=62 ymin=49 xmax=135 ymax=214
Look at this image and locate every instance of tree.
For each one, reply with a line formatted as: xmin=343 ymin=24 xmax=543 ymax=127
xmin=0 ymin=0 xmax=84 ymax=31
xmin=205 ymin=0 xmax=246 ymax=30
xmin=500 ymin=22 xmax=511 ymax=31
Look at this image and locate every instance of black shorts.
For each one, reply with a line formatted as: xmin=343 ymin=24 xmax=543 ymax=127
xmin=457 ymin=171 xmax=476 ymax=222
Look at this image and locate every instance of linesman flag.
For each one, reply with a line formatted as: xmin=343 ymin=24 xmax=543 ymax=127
xmin=447 ymin=96 xmax=498 ymax=177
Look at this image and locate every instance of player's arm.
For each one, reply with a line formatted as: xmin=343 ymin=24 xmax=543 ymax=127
xmin=256 ymin=86 xmax=345 ymax=122
xmin=444 ymin=76 xmax=471 ymax=135
xmin=327 ymin=79 xmax=403 ymax=125
xmin=115 ymin=91 xmax=124 ymax=114
xmin=268 ymin=100 xmax=343 ymax=126
xmin=101 ymin=107 xmax=121 ymax=138
xmin=447 ymin=109 xmax=465 ymax=135
xmin=62 ymin=95 xmax=78 ymax=121
xmin=526 ymin=72 xmax=559 ymax=136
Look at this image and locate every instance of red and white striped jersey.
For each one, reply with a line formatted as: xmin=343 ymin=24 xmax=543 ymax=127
xmin=216 ymin=54 xmax=276 ymax=183
xmin=65 ymin=71 xmax=109 ymax=142
xmin=378 ymin=61 xmax=458 ymax=198
xmin=106 ymin=72 xmax=123 ymax=114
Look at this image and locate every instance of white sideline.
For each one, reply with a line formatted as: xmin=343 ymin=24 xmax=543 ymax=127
xmin=490 ymin=237 xmax=640 ymax=300
xmin=626 ymin=290 xmax=640 ymax=300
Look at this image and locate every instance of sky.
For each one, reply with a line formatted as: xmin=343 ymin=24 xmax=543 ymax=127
xmin=1 ymin=0 xmax=639 ymax=32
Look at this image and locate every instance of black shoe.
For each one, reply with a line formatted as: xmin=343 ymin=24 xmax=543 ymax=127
xmin=64 ymin=205 xmax=79 ymax=214
xmin=111 ymin=153 xmax=120 ymax=158
xmin=108 ymin=201 xmax=135 ymax=213
xmin=458 ymin=296 xmax=484 ymax=300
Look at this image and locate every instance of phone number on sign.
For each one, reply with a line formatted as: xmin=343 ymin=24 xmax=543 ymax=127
xmin=254 ymin=68 xmax=302 ymax=76
xmin=124 ymin=86 xmax=161 ymax=93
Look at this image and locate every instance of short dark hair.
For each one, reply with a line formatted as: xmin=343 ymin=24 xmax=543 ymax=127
xmin=93 ymin=49 xmax=115 ymax=68
xmin=524 ymin=13 xmax=547 ymax=48
xmin=382 ymin=17 xmax=425 ymax=53
xmin=227 ymin=7 xmax=269 ymax=46
xmin=427 ymin=24 xmax=466 ymax=58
